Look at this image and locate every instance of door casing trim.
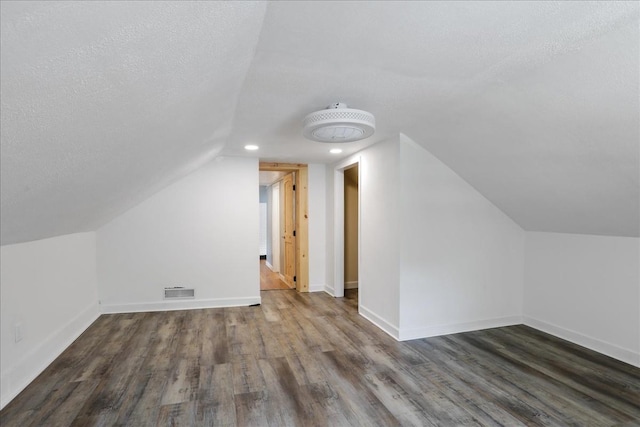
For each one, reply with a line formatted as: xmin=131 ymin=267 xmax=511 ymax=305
xmin=260 ymin=162 xmax=309 ymax=292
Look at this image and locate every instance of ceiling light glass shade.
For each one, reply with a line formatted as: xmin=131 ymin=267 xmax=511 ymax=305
xmin=303 ymin=103 xmax=375 ymax=143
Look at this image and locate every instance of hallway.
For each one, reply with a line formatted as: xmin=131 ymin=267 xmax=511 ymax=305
xmin=260 ymin=260 xmax=292 ymax=291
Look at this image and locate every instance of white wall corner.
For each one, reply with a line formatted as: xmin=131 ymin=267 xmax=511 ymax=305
xmin=323 ymin=285 xmax=336 ymax=297
xmin=308 ymin=284 xmax=325 ymax=293
xmin=0 ymin=302 xmax=100 ymax=410
xmin=359 ymin=304 xmax=401 ymax=340
xmin=522 ymin=232 xmax=640 ymax=368
xmin=100 ymin=296 xmax=261 ymax=314
xmin=523 ymin=316 xmax=640 ymax=368
xmin=96 ymin=157 xmax=259 ymax=310
xmin=398 ymin=316 xmax=523 ymax=342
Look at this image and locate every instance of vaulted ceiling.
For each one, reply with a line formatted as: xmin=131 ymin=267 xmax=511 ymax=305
xmin=1 ymin=1 xmax=638 ymax=245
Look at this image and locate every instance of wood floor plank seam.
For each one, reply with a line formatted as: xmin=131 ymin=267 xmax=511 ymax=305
xmin=2 ymin=289 xmax=639 ymax=426
xmin=455 ymin=332 xmax=640 ymax=422
xmin=436 ymin=333 xmax=636 ymax=425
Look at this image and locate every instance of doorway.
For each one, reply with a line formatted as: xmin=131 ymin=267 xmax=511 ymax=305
xmin=260 ymin=259 xmax=291 ymax=290
xmin=259 ymin=176 xmax=292 ymax=291
xmin=259 ymin=162 xmax=310 ymax=292
xmin=333 ymin=156 xmax=361 ymax=303
xmin=344 ymin=164 xmax=359 ymax=305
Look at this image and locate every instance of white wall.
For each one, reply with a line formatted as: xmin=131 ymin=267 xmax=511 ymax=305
xmin=325 ymin=134 xmax=637 ymax=369
xmin=308 ymin=164 xmax=327 ymax=292
xmin=327 ymin=138 xmax=402 ymax=336
xmin=0 ymin=232 xmax=99 ymax=409
xmin=524 ymin=232 xmax=640 ymax=367
xmin=327 ymin=135 xmax=523 ymax=340
xmin=97 ymin=156 xmax=260 ymax=313
xmin=325 ymin=165 xmax=335 ymax=293
xmin=359 ymin=141 xmax=401 ymax=333
xmin=398 ymin=134 xmax=525 ymax=340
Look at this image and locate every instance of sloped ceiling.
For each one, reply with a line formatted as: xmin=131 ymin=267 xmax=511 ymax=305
xmin=1 ymin=1 xmax=638 ymax=245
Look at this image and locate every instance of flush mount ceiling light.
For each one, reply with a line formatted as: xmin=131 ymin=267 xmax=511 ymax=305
xmin=244 ymin=144 xmax=259 ymax=151
xmin=329 ymin=148 xmax=343 ymax=154
xmin=303 ymin=102 xmax=375 ymax=143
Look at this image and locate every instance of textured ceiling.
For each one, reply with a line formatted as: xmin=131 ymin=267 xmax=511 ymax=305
xmin=1 ymin=1 xmax=267 ymax=244
xmin=1 ymin=1 xmax=638 ymax=244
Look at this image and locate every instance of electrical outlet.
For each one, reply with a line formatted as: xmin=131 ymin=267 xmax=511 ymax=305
xmin=14 ymin=322 xmax=23 ymax=343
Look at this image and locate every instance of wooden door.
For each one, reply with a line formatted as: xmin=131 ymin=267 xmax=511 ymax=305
xmin=282 ymin=173 xmax=296 ymax=288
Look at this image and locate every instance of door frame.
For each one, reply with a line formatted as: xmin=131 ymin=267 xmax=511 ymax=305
xmin=260 ymin=162 xmax=309 ymax=292
xmin=333 ymin=156 xmax=361 ymax=299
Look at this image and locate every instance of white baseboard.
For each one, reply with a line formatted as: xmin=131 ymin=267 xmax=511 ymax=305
xmin=323 ymin=285 xmax=336 ymax=297
xmin=398 ymin=315 xmax=523 ymax=341
xmin=100 ymin=296 xmax=261 ymax=314
xmin=359 ymin=305 xmax=400 ymax=340
xmin=344 ymin=281 xmax=359 ymax=289
xmin=308 ymin=283 xmax=325 ymax=293
xmin=523 ymin=316 xmax=640 ymax=368
xmin=1 ymin=302 xmax=100 ymax=410
xmin=265 ymin=261 xmax=276 ymax=272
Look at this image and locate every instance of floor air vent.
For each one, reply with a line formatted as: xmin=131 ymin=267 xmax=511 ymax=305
xmin=164 ymin=287 xmax=195 ymax=299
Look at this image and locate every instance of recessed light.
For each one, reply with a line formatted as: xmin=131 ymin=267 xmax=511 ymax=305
xmin=244 ymin=144 xmax=259 ymax=151
xmin=330 ymin=148 xmax=343 ymax=154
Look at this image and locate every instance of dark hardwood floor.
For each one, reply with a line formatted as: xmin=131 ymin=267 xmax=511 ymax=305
xmin=2 ymin=289 xmax=639 ymax=426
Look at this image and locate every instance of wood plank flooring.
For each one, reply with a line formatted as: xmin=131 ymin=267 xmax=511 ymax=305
xmin=260 ymin=260 xmax=292 ymax=291
xmin=2 ymin=289 xmax=639 ymax=426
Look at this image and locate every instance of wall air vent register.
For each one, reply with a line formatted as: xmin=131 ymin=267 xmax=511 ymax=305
xmin=164 ymin=287 xmax=195 ymax=299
